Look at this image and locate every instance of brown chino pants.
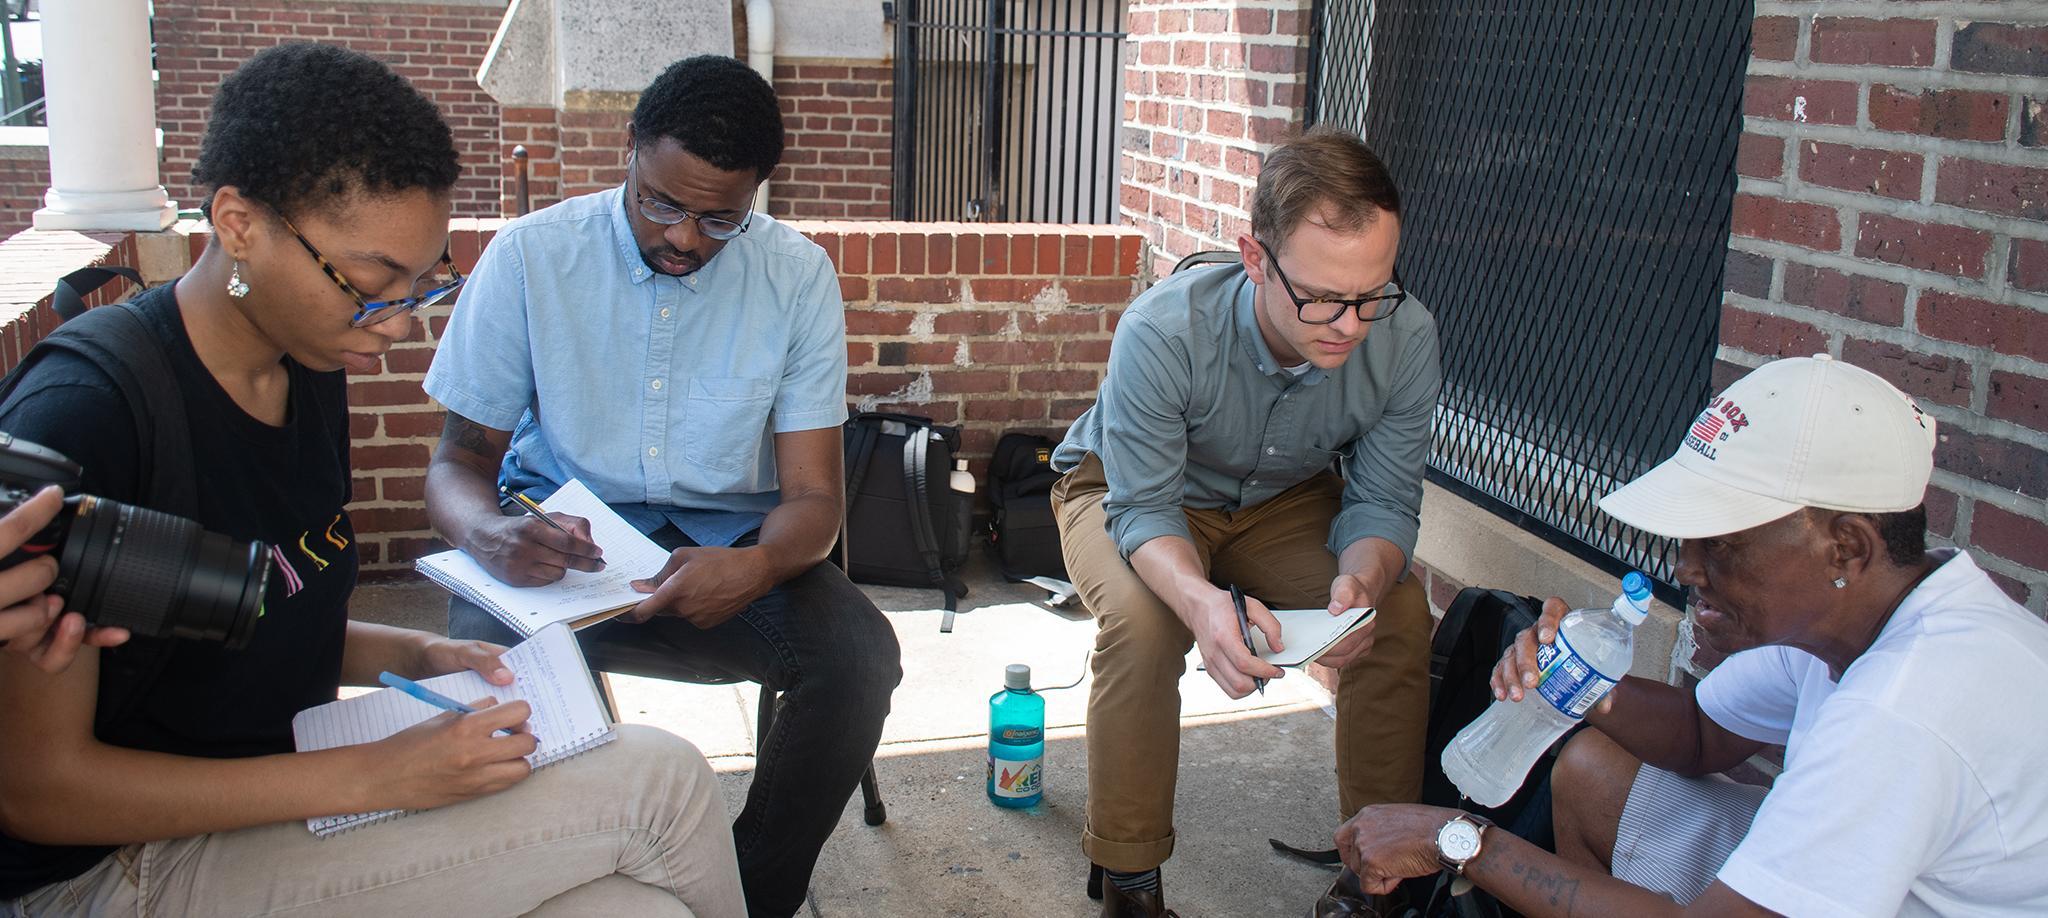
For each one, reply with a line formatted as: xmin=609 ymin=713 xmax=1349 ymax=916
xmin=1051 ymin=454 xmax=1432 ymax=872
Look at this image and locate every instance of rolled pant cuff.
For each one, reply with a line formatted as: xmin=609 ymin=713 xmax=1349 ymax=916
xmin=1082 ymin=828 xmax=1176 ymax=873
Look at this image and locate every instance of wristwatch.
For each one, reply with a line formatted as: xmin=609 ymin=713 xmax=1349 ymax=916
xmin=1435 ymin=811 xmax=1495 ymax=877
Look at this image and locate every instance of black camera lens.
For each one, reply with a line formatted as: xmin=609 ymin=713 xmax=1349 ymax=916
xmin=55 ymin=496 xmax=271 ymax=649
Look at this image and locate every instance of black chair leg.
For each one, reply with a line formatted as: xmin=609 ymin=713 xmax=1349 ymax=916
xmin=1087 ymin=863 xmax=1104 ymax=900
xmin=860 ymin=762 xmax=887 ymax=826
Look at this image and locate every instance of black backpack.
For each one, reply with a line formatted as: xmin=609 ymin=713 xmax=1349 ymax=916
xmin=1401 ymin=586 xmax=1564 ymax=918
xmin=985 ymin=430 xmax=1068 ymax=582
xmin=840 ymin=411 xmax=972 ymax=631
xmin=0 ymin=274 xmax=196 ymax=737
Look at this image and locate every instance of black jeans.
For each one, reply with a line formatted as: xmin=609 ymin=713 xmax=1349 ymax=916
xmin=447 ymin=527 xmax=903 ymax=918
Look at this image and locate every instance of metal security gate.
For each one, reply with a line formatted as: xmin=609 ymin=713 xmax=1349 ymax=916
xmin=1308 ymin=1 xmax=1751 ymax=595
xmin=892 ymin=0 xmax=1126 ymax=223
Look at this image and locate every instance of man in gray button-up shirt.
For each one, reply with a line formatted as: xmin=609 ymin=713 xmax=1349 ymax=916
xmin=1050 ymin=129 xmax=1440 ymax=917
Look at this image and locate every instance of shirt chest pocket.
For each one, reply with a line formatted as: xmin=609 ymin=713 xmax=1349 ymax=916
xmin=682 ymin=376 xmax=775 ymax=472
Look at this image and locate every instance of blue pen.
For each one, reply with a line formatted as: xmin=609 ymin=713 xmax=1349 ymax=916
xmin=379 ymin=671 xmax=520 ymax=737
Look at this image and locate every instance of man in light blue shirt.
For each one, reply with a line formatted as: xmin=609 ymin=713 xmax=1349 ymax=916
xmin=421 ymin=56 xmax=900 ymax=918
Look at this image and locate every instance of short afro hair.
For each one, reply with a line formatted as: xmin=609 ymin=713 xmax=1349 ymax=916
xmin=630 ymin=55 xmax=785 ymax=181
xmin=193 ymin=43 xmax=460 ymax=219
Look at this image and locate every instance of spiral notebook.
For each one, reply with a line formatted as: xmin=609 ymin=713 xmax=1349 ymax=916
xmin=413 ymin=479 xmax=671 ymax=637
xmin=290 ymin=622 xmax=615 ymax=837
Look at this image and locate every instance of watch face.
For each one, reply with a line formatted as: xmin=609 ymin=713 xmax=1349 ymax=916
xmin=1438 ymin=820 xmax=1483 ymax=862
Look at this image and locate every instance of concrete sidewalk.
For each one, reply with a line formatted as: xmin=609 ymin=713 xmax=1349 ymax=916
xmin=351 ymin=555 xmax=1351 ymax=917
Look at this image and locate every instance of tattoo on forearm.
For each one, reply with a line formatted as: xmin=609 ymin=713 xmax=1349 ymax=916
xmin=439 ymin=413 xmax=492 ymax=458
xmin=1509 ymin=859 xmax=1583 ymax=917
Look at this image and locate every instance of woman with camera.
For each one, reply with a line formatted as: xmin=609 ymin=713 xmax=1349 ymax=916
xmin=0 ymin=45 xmax=743 ymax=916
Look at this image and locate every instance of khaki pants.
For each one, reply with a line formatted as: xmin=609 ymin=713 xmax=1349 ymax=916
xmin=9 ymin=726 xmax=745 ymax=918
xmin=1052 ymin=455 xmax=1432 ymax=872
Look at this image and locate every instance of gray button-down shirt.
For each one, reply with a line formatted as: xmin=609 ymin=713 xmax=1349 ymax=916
xmin=1052 ymin=263 xmax=1441 ymax=564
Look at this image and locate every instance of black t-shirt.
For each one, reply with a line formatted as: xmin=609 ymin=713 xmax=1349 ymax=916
xmin=0 ymin=283 xmax=356 ymax=897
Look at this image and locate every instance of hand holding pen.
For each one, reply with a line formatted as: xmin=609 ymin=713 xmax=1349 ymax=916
xmin=475 ymin=487 xmax=604 ymax=587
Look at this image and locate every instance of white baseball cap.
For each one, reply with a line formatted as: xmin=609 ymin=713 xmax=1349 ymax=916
xmin=1597 ymin=355 xmax=1937 ymax=539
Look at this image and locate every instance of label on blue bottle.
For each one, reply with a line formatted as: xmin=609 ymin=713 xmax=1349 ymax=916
xmin=1534 ymin=632 xmax=1618 ymax=719
xmin=989 ymin=755 xmax=1043 ymax=798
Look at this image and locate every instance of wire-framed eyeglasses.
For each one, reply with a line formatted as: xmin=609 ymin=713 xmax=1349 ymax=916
xmin=628 ymin=154 xmax=751 ymax=240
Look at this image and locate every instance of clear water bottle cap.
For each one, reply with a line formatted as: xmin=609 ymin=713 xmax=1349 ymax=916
xmin=1005 ymin=663 xmax=1032 ymax=690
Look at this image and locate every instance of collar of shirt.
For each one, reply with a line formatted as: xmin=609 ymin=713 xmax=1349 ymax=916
xmin=610 ymin=184 xmax=710 ymax=293
xmin=1233 ymin=277 xmax=1329 ymax=386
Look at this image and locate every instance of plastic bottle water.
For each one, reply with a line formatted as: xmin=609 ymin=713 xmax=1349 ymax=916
xmin=988 ymin=663 xmax=1044 ymax=808
xmin=1440 ymin=572 xmax=1653 ymax=807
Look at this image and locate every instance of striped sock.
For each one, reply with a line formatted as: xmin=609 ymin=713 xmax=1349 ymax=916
xmin=1106 ymin=868 xmax=1161 ymax=894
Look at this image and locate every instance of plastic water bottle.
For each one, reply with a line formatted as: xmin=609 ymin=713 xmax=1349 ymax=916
xmin=988 ymin=663 xmax=1044 ymax=808
xmin=1440 ymin=572 xmax=1653 ymax=807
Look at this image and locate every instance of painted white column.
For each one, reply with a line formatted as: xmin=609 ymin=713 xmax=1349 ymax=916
xmin=32 ymin=0 xmax=175 ymax=232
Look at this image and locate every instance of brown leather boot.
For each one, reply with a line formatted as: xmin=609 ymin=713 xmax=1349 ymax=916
xmin=1310 ymin=869 xmax=1403 ymax=918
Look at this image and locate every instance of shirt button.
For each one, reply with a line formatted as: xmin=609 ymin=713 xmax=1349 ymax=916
xmin=1248 ymin=479 xmax=1259 ymax=488
xmin=651 ymin=379 xmax=664 ymax=391
xmin=1265 ymin=446 xmax=1277 ymax=455
xmin=660 ymin=307 xmax=672 ymax=319
xmin=647 ymin=447 xmax=659 ymax=458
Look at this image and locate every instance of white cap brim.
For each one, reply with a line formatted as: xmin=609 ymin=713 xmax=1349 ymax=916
xmin=1597 ymin=456 xmax=1806 ymax=540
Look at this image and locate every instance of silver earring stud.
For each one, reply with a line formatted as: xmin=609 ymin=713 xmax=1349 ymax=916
xmin=1832 ymin=577 xmax=1848 ymax=589
xmin=227 ymin=261 xmax=250 ymax=298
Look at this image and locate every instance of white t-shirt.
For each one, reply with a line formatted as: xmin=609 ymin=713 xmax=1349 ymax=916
xmin=1698 ymin=549 xmax=2048 ymax=917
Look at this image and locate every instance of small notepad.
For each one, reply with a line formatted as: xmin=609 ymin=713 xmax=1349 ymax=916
xmin=414 ymin=479 xmax=672 ymax=637
xmin=291 ymin=622 xmax=615 ymax=837
xmin=1252 ymin=607 xmax=1378 ymax=667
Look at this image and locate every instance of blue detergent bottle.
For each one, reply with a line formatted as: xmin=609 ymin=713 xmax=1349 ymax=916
xmin=987 ymin=663 xmax=1044 ymax=808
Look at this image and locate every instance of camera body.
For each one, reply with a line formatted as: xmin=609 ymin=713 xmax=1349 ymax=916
xmin=0 ymin=433 xmax=271 ymax=649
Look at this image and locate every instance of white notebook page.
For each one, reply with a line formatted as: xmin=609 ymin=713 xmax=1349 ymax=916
xmin=291 ymin=623 xmax=613 ymax=836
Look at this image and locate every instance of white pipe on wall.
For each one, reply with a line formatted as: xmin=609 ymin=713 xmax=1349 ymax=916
xmin=746 ymin=0 xmax=775 ymax=213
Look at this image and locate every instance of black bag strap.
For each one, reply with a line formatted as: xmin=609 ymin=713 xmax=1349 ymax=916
xmin=0 ymin=301 xmax=196 ymax=518
xmin=898 ymin=429 xmax=963 ymax=631
xmin=50 ymin=266 xmax=144 ymax=322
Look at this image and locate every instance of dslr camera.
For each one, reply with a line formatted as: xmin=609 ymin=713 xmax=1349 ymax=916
xmin=0 ymin=433 xmax=271 ymax=649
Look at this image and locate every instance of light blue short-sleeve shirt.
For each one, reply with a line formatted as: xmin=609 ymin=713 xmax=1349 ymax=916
xmin=424 ymin=185 xmax=849 ymax=545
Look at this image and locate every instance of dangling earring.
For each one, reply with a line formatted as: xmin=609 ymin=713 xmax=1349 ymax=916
xmin=227 ymin=260 xmax=250 ymax=298
xmin=1832 ymin=577 xmax=1848 ymax=589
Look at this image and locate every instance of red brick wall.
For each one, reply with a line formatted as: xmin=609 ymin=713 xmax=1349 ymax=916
xmin=1722 ymin=9 xmax=2048 ymax=614
xmin=0 ymin=157 xmax=49 ymax=239
xmin=0 ymin=230 xmax=142 ymax=371
xmin=1118 ymin=0 xmax=1312 ymax=278
xmin=152 ymin=0 xmax=508 ymax=218
xmin=98 ymin=220 xmax=1140 ymax=575
xmin=771 ymin=59 xmax=894 ymax=219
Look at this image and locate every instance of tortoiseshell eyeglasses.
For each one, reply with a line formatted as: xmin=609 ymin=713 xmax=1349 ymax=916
xmin=279 ymin=215 xmax=466 ymax=327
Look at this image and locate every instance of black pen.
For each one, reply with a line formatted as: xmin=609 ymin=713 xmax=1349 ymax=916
xmin=1230 ymin=584 xmax=1266 ymax=695
xmin=501 ymin=486 xmax=570 ymax=535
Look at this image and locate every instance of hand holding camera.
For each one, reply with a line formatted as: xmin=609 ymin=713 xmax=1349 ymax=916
xmin=0 ymin=485 xmax=130 ymax=673
xmin=0 ymin=433 xmax=273 ymax=653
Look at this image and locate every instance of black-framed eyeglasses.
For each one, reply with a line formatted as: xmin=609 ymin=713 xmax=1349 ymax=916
xmin=279 ymin=215 xmax=465 ymax=328
xmin=628 ymin=154 xmax=751 ymax=240
xmin=1257 ymin=239 xmax=1406 ymax=325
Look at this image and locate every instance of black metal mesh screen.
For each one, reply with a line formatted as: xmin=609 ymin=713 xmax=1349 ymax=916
xmin=892 ymin=0 xmax=1126 ymax=223
xmin=1308 ymin=1 xmax=1751 ymax=592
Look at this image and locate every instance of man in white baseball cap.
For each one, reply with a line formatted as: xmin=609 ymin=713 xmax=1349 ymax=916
xmin=1333 ymin=355 xmax=2048 ymax=917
